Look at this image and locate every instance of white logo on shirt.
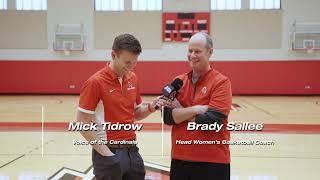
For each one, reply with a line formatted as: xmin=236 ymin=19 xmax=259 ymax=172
xmin=109 ymin=89 xmax=116 ymax=93
xmin=127 ymin=81 xmax=135 ymax=90
xmin=201 ymin=87 xmax=207 ymax=94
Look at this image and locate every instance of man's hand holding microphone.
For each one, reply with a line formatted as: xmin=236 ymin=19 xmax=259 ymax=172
xmin=148 ymin=78 xmax=184 ymax=112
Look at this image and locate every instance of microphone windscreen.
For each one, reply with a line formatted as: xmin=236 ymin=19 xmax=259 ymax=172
xmin=171 ymin=78 xmax=183 ymax=91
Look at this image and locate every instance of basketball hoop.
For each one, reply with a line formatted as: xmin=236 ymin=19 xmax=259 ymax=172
xmin=63 ymin=48 xmax=71 ymax=56
xmin=306 ymin=45 xmax=314 ymax=54
xmin=53 ymin=24 xmax=84 ymax=56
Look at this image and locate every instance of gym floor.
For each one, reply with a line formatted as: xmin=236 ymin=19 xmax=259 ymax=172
xmin=0 ymin=95 xmax=319 ymax=180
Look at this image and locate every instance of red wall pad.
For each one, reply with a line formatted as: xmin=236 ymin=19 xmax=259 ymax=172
xmin=0 ymin=60 xmax=319 ymax=95
xmin=0 ymin=61 xmax=104 ymax=94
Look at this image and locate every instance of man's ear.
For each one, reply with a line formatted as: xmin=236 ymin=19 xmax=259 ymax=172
xmin=111 ymin=50 xmax=116 ymax=60
xmin=208 ymin=48 xmax=213 ymax=56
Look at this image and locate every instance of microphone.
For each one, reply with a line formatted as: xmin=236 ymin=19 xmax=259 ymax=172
xmin=155 ymin=78 xmax=183 ymax=110
xmin=162 ymin=78 xmax=183 ymax=100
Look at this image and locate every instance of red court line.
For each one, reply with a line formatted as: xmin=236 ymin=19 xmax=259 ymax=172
xmin=0 ymin=122 xmax=320 ymax=134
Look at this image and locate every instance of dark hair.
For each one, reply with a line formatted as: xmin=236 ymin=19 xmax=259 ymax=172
xmin=112 ymin=34 xmax=142 ymax=55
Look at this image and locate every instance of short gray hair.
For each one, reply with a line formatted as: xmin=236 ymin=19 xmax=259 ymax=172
xmin=195 ymin=32 xmax=213 ymax=49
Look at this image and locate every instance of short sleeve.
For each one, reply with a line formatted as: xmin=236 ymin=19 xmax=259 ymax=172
xmin=78 ymin=78 xmax=101 ymax=114
xmin=209 ymin=78 xmax=232 ymax=116
xmin=135 ymin=79 xmax=142 ymax=106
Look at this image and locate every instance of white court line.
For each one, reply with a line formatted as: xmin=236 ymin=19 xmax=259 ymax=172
xmin=144 ymin=162 xmax=170 ymax=172
xmin=50 ymin=169 xmax=86 ymax=180
xmin=41 ymin=105 xmax=44 ymax=158
xmin=82 ymin=168 xmax=94 ymax=180
xmin=161 ymin=106 xmax=164 ymax=158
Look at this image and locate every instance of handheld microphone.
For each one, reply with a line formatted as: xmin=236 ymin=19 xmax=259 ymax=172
xmin=155 ymin=78 xmax=183 ymax=110
xmin=162 ymin=78 xmax=183 ymax=100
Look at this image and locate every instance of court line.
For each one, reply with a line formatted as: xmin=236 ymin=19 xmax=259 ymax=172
xmin=47 ymin=163 xmax=169 ymax=180
xmin=41 ymin=105 xmax=44 ymax=158
xmin=161 ymin=106 xmax=164 ymax=158
xmin=239 ymin=98 xmax=274 ymax=116
xmin=48 ymin=167 xmax=88 ymax=180
xmin=144 ymin=161 xmax=170 ymax=172
xmin=232 ymin=155 xmax=320 ymax=160
xmin=0 ymin=141 xmax=47 ymax=169
xmin=0 ymin=154 xmax=25 ymax=169
xmin=0 ymin=122 xmax=320 ymax=134
xmin=1 ymin=154 xmax=318 ymax=160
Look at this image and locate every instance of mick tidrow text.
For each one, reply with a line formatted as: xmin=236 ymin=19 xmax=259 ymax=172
xmin=68 ymin=122 xmax=143 ymax=131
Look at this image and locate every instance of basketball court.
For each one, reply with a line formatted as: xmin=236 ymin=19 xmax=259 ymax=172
xmin=0 ymin=95 xmax=319 ymax=179
xmin=1 ymin=0 xmax=320 ymax=179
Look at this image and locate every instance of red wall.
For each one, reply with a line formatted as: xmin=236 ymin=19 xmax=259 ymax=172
xmin=0 ymin=60 xmax=319 ymax=95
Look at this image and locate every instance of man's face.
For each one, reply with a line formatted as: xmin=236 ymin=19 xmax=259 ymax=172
xmin=187 ymin=37 xmax=212 ymax=72
xmin=112 ymin=50 xmax=138 ymax=77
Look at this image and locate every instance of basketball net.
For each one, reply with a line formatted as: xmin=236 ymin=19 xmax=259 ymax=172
xmin=64 ymin=48 xmax=71 ymax=56
xmin=306 ymin=44 xmax=314 ymax=54
xmin=307 ymin=46 xmax=314 ymax=54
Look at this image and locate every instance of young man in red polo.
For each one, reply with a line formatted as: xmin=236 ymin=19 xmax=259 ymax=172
xmin=77 ymin=34 xmax=171 ymax=180
xmin=164 ymin=32 xmax=232 ymax=180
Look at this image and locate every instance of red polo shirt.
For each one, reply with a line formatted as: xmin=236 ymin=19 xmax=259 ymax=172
xmin=172 ymin=68 xmax=232 ymax=164
xmin=78 ymin=65 xmax=142 ymax=141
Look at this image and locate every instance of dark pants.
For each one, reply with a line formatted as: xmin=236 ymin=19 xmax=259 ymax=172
xmin=92 ymin=146 xmax=145 ymax=180
xmin=170 ymin=159 xmax=230 ymax=180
